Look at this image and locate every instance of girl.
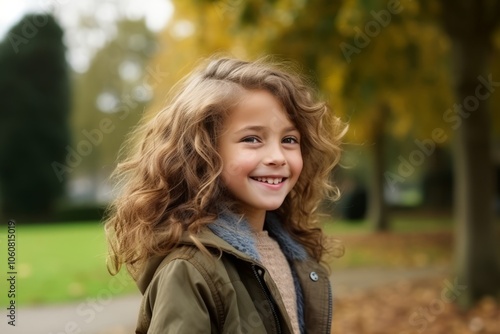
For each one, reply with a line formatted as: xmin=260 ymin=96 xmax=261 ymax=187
xmin=105 ymin=57 xmax=345 ymax=334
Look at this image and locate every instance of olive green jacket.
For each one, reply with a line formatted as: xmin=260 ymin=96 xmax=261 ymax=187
xmin=135 ymin=212 xmax=333 ymax=334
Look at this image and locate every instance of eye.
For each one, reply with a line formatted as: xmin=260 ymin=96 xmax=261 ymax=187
xmin=282 ymin=136 xmax=299 ymax=144
xmin=241 ymin=136 xmax=260 ymax=143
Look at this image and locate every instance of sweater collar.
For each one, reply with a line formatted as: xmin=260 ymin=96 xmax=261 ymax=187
xmin=208 ymin=210 xmax=308 ymax=262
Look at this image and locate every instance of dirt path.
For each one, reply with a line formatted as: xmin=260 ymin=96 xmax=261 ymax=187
xmin=1 ymin=266 xmax=449 ymax=334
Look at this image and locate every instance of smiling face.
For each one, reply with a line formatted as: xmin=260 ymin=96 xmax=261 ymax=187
xmin=218 ymin=89 xmax=303 ymax=230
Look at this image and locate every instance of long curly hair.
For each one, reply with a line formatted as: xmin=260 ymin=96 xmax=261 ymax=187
xmin=105 ymin=57 xmax=346 ymax=279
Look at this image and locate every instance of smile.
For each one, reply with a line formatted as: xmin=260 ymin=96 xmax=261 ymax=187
xmin=250 ymin=177 xmax=287 ymax=185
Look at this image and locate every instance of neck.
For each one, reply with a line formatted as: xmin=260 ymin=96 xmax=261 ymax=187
xmin=243 ymin=209 xmax=266 ymax=232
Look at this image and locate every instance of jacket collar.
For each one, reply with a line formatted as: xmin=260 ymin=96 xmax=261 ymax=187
xmin=207 ymin=210 xmax=308 ymax=262
xmin=137 ymin=210 xmax=309 ymax=294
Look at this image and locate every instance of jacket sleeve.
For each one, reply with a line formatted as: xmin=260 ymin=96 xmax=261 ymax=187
xmin=139 ymin=259 xmax=219 ymax=334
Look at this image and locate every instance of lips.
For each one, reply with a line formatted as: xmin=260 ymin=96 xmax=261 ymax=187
xmin=250 ymin=177 xmax=287 ymax=185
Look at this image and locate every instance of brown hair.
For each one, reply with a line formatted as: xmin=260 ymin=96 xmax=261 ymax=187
xmin=105 ymin=57 xmax=346 ymax=279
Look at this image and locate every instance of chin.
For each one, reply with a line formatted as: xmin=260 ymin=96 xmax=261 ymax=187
xmin=260 ymin=202 xmax=285 ymax=211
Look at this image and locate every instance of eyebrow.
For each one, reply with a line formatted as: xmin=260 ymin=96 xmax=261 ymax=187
xmin=235 ymin=125 xmax=299 ymax=134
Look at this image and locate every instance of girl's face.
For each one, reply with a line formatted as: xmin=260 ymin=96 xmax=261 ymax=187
xmin=218 ymin=89 xmax=303 ymax=229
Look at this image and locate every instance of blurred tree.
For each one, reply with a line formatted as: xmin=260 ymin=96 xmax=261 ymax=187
xmin=146 ymin=0 xmax=268 ymax=117
xmin=341 ymin=4 xmax=454 ymax=229
xmin=70 ymin=19 xmax=157 ymax=202
xmin=275 ymin=1 xmax=455 ymax=231
xmin=437 ymin=0 xmax=500 ymax=307
xmin=0 ymin=14 xmax=70 ymax=218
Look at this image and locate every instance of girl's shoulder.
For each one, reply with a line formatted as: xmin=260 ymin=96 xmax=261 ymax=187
xmin=137 ymin=227 xmax=246 ymax=292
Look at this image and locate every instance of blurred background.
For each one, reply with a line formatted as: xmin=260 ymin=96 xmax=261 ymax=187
xmin=0 ymin=0 xmax=499 ymax=333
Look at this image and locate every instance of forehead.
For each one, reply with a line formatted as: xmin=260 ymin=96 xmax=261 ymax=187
xmin=223 ymin=89 xmax=296 ymax=130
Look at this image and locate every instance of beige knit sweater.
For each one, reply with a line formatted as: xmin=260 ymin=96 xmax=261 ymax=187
xmin=254 ymin=230 xmax=300 ymax=334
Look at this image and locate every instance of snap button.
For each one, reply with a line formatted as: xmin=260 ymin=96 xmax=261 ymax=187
xmin=309 ymin=271 xmax=319 ymax=282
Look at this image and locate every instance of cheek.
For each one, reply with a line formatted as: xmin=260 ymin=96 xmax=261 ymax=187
xmin=223 ymin=151 xmax=258 ymax=177
xmin=292 ymin=152 xmax=303 ymax=178
xmin=287 ymin=154 xmax=303 ymax=188
xmin=297 ymin=160 xmax=303 ymax=177
xmin=221 ymin=155 xmax=253 ymax=182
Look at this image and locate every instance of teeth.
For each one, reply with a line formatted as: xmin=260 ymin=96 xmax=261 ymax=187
xmin=253 ymin=177 xmax=283 ymax=184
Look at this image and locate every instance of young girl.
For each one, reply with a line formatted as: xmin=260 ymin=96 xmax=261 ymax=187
xmin=105 ymin=57 xmax=345 ymax=334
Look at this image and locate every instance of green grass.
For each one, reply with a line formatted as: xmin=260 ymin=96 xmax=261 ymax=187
xmin=0 ymin=222 xmax=137 ymax=307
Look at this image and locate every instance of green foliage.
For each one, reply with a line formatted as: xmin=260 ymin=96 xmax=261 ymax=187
xmin=0 ymin=14 xmax=70 ymax=217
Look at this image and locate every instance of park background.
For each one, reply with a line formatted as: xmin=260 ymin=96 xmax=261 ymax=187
xmin=0 ymin=0 xmax=499 ymax=333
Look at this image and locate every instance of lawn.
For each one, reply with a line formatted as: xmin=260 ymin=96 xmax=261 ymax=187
xmin=0 ymin=221 xmax=137 ymax=307
xmin=0 ymin=216 xmax=458 ymax=307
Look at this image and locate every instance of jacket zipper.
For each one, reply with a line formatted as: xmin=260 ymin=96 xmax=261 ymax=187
xmin=326 ymin=279 xmax=333 ymax=334
xmin=252 ymin=264 xmax=282 ymax=334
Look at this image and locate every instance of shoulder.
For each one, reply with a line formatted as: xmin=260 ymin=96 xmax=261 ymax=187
xmin=151 ymin=244 xmax=238 ymax=291
xmin=153 ymin=245 xmax=216 ymax=277
xmin=139 ymin=225 xmax=252 ymax=290
xmin=137 ymin=248 xmax=228 ymax=333
xmin=145 ymin=245 xmax=241 ymax=318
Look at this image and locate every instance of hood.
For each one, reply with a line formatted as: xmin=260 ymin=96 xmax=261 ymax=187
xmin=136 ymin=210 xmax=308 ymax=293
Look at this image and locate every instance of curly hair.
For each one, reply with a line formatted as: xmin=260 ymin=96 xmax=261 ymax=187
xmin=105 ymin=57 xmax=346 ymax=279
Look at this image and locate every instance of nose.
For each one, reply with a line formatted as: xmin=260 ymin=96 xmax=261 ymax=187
xmin=263 ymin=143 xmax=287 ymax=166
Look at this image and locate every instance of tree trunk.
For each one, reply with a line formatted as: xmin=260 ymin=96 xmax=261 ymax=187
xmin=422 ymin=146 xmax=453 ymax=211
xmin=440 ymin=0 xmax=500 ymax=308
xmin=451 ymin=37 xmax=500 ymax=308
xmin=369 ymin=104 xmax=389 ymax=232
